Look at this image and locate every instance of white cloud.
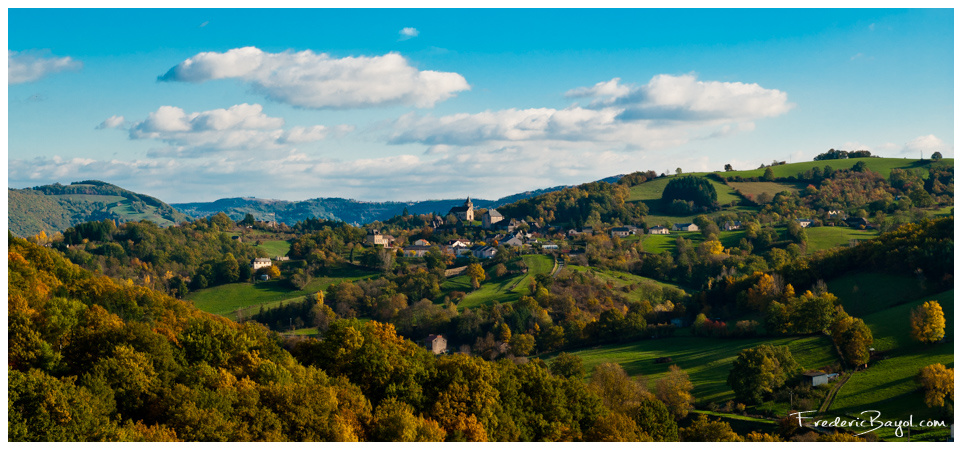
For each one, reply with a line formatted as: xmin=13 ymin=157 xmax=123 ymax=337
xmin=158 ymin=46 xmax=469 ymax=109
xmin=107 ymin=103 xmax=344 ymax=157
xmin=567 ymin=74 xmax=794 ymax=122
xmin=902 ymin=134 xmax=948 ymax=156
xmin=9 ymin=50 xmax=82 ymax=84
xmin=399 ymin=27 xmax=419 ymax=40
xmin=96 ymin=115 xmax=126 ymax=129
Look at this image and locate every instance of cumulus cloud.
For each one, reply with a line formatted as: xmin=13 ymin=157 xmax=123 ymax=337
xmin=96 ymin=115 xmax=126 ymax=129
xmin=567 ymin=74 xmax=794 ymax=122
xmin=902 ymin=134 xmax=947 ymax=156
xmin=103 ymin=103 xmax=345 ymax=157
xmin=387 ymin=74 xmax=791 ymax=151
xmin=9 ymin=50 xmax=82 ymax=84
xmin=158 ymin=47 xmax=469 ymax=109
xmin=399 ymin=27 xmax=419 ymax=40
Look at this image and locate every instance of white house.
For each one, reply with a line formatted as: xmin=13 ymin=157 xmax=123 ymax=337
xmin=722 ymin=221 xmax=742 ymax=231
xmin=412 ymin=239 xmax=431 ymax=246
xmin=252 ymin=258 xmax=272 ymax=271
xmin=648 ymin=226 xmax=670 ymax=235
xmin=366 ymin=229 xmax=395 ymax=247
xmin=796 ymin=219 xmax=813 ymax=228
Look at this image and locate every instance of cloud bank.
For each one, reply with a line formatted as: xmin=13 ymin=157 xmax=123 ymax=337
xmin=158 ymin=47 xmax=469 ymax=109
xmin=9 ymin=50 xmax=82 ymax=84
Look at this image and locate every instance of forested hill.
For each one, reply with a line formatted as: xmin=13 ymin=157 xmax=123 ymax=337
xmin=172 ymin=185 xmax=569 ymax=225
xmin=8 ymin=235 xmax=678 ymax=442
xmin=8 ymin=181 xmax=188 ymax=238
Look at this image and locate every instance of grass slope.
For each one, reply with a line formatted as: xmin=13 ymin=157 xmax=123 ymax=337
xmin=721 ymin=157 xmax=952 ymax=180
xmin=828 ymin=291 xmax=953 ymax=422
xmin=804 ymin=227 xmax=879 ymax=254
xmin=562 ymin=334 xmax=837 ymax=405
xmin=563 ymin=264 xmax=689 ymax=298
xmin=188 ymin=264 xmax=379 ymax=318
xmin=826 ymin=272 xmax=931 ymax=317
xmin=446 ymin=255 xmax=554 ymax=309
xmin=726 ymin=181 xmax=803 ymax=203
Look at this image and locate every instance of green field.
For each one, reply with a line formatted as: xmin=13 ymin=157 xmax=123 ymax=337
xmin=627 ymin=175 xmax=740 ymax=206
xmin=55 ymin=194 xmax=126 ymax=203
xmin=828 ymin=291 xmax=954 ymax=427
xmin=561 ymin=334 xmax=837 ymax=405
xmin=804 ymin=226 xmax=879 ymax=253
xmin=720 ymin=157 xmax=952 ymax=180
xmin=444 ymin=255 xmax=554 ymax=309
xmin=826 ymin=272 xmax=930 ymax=317
xmin=563 ymin=264 xmax=688 ymax=299
xmin=188 ymin=264 xmax=379 ymax=318
xmin=253 ymin=239 xmax=291 ymax=258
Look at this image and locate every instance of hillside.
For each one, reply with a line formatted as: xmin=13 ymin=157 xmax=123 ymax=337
xmin=8 ymin=180 xmax=189 ymax=237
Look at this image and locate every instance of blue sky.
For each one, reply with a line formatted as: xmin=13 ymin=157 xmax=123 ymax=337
xmin=7 ymin=8 xmax=954 ymax=203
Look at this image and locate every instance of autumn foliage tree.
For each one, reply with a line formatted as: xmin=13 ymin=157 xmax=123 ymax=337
xmin=917 ymin=363 xmax=954 ymax=408
xmin=911 ymin=301 xmax=946 ymax=344
xmin=655 ymin=365 xmax=695 ymax=419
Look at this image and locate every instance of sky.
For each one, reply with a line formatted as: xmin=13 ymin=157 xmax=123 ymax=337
xmin=6 ymin=8 xmax=955 ymax=203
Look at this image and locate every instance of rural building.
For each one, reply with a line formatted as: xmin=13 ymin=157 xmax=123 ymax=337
xmin=402 ymin=245 xmax=433 ymax=257
xmin=366 ymin=229 xmax=395 ymax=247
xmin=448 ymin=198 xmax=475 ymax=222
xmin=274 ymin=256 xmax=290 ymax=261
xmin=482 ymin=209 xmax=504 ymax=229
xmin=610 ymin=226 xmax=639 ymax=238
xmin=444 ymin=239 xmax=473 ymax=256
xmin=505 ymin=218 xmax=528 ymax=232
xmin=252 ymin=258 xmax=272 ymax=271
xmin=648 ymin=226 xmax=670 ymax=235
xmin=542 ymin=243 xmax=559 ymax=250
xmin=802 ymin=371 xmax=837 ymax=387
xmin=827 ymin=210 xmax=843 ymax=218
xmin=845 ymin=217 xmax=870 ymax=229
xmin=471 ymin=245 xmax=498 ymax=259
xmin=723 ymin=221 xmax=742 ymax=231
xmin=412 ymin=239 xmax=431 ymax=246
xmin=673 ymin=223 xmax=699 ymax=232
xmin=500 ymin=233 xmax=525 ymax=247
xmin=424 ymin=334 xmax=447 ymax=355
xmin=796 ymin=219 xmax=813 ymax=228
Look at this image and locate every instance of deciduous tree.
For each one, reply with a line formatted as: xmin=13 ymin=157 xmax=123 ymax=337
xmin=911 ymin=301 xmax=946 ymax=343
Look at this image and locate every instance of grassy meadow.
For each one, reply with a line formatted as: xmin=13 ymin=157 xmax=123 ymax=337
xmin=445 ymin=254 xmax=554 ymax=309
xmin=804 ymin=226 xmax=879 ymax=253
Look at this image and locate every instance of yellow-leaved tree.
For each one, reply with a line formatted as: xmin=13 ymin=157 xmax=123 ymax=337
xmin=917 ymin=363 xmax=954 ymax=408
xmin=910 ymin=301 xmax=946 ymax=344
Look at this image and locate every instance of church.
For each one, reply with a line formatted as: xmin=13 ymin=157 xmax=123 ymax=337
xmin=447 ymin=198 xmax=474 ymax=221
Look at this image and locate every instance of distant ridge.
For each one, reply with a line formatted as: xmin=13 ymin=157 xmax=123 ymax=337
xmin=8 ymin=180 xmax=188 ymax=237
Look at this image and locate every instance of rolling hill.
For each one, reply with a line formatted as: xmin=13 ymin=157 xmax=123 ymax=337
xmin=8 ymin=180 xmax=188 ymax=237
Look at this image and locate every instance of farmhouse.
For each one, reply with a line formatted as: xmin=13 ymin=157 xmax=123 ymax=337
xmin=796 ymin=219 xmax=813 ymax=228
xmin=412 ymin=239 xmax=431 ymax=246
xmin=482 ymin=209 xmax=504 ymax=229
xmin=673 ymin=223 xmax=699 ymax=232
xmin=424 ymin=334 xmax=447 ymax=355
xmin=610 ymin=226 xmax=639 ymax=238
xmin=448 ymin=198 xmax=475 ymax=222
xmin=648 ymin=226 xmax=670 ymax=235
xmin=366 ymin=229 xmax=395 ymax=247
xmin=444 ymin=239 xmax=473 ymax=256
xmin=251 ymin=258 xmax=272 ymax=271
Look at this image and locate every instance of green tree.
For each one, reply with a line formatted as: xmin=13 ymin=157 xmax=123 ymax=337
xmin=549 ymin=352 xmax=585 ymax=379
xmin=762 ymin=167 xmax=775 ymax=181
xmin=931 ymin=151 xmax=943 ymax=161
xmin=727 ymin=345 xmax=799 ymax=404
xmin=724 ymin=164 xmax=733 ymax=172
xmin=679 ymin=414 xmax=742 ymax=442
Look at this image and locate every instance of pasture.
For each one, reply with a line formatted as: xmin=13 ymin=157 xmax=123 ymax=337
xmin=826 ymin=271 xmax=930 ymax=317
xmin=445 ymin=254 xmax=555 ymax=309
xmin=559 ymin=334 xmax=837 ymax=405
xmin=828 ymin=291 xmax=953 ymax=422
xmin=804 ymin=226 xmax=879 ymax=253
xmin=726 ymin=181 xmax=803 ymax=204
xmin=719 ymin=157 xmax=951 ymax=180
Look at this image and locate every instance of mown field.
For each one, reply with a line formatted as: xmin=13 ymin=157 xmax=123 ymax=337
xmin=804 ymin=226 xmax=879 ymax=254
xmin=444 ymin=254 xmax=554 ymax=309
xmin=559 ymin=334 xmax=837 ymax=405
xmin=253 ymin=239 xmax=291 ymax=258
